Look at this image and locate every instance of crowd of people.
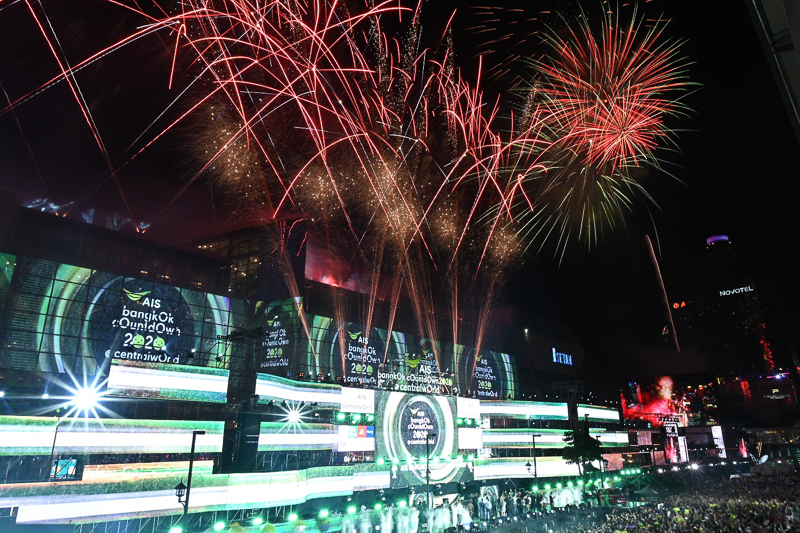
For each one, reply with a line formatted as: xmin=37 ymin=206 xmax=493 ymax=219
xmin=333 ymin=471 xmax=800 ymax=533
xmin=475 ymin=486 xmax=587 ymax=520
xmin=508 ymin=472 xmax=800 ymax=532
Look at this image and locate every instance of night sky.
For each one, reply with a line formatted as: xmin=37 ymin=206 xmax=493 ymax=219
xmin=1 ymin=1 xmax=798 ymax=383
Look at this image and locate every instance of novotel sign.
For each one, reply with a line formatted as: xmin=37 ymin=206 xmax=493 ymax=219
xmin=552 ymin=348 xmax=573 ymax=366
xmin=719 ymin=285 xmax=754 ymax=297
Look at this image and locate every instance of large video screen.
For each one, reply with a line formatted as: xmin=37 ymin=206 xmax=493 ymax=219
xmin=298 ymin=315 xmax=517 ymax=398
xmin=621 ymin=373 xmax=718 ymax=427
xmin=255 ymin=298 xmax=305 ymax=377
xmin=0 ymin=256 xmax=248 ymax=374
xmin=375 ymin=391 xmax=473 ymax=488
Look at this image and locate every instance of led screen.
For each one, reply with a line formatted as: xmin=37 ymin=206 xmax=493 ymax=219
xmin=0 ymin=416 xmax=224 ymax=455
xmin=300 ymin=315 xmax=517 ymax=398
xmin=374 ymin=390 xmax=473 ymax=488
xmin=1 ymin=257 xmax=248 ymax=374
xmin=255 ymin=298 xmax=304 ymax=377
xmin=106 ymin=363 xmax=230 ymax=403
xmin=621 ymin=373 xmax=718 ymax=427
xmin=578 ymin=404 xmax=620 ymax=423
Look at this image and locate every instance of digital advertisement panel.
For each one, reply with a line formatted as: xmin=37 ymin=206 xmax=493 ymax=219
xmin=460 ymin=348 xmax=516 ymax=399
xmin=334 ymin=321 xmax=388 ymax=388
xmin=375 ymin=391 xmax=473 ymax=488
xmin=621 ymin=373 xmax=718 ymax=427
xmin=302 ymin=314 xmax=517 ymax=398
xmin=255 ymin=298 xmax=304 ymax=377
xmin=1 ymin=257 xmax=247 ymax=375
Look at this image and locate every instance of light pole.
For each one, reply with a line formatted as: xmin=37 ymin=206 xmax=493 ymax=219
xmin=531 ymin=434 xmax=541 ymax=479
xmin=175 ymin=430 xmax=205 ymax=530
xmin=425 ymin=432 xmax=436 ymax=509
xmin=45 ymin=416 xmax=62 ymax=481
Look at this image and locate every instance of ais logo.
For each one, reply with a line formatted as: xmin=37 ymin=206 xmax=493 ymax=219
xmin=124 ymin=289 xmax=161 ymax=308
xmin=405 ymin=353 xmax=424 ymax=368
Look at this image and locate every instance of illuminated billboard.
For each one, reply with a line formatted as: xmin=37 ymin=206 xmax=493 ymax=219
xmin=1 ymin=257 xmax=248 ymax=375
xmin=375 ymin=391 xmax=473 ymax=488
xmin=0 ymin=254 xmax=517 ymax=398
xmin=255 ymin=298 xmax=304 ymax=377
xmin=621 ymin=374 xmax=718 ymax=427
xmin=301 ymin=315 xmax=517 ymax=398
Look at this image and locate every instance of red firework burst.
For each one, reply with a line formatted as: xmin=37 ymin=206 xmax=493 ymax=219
xmin=534 ymin=6 xmax=691 ymax=173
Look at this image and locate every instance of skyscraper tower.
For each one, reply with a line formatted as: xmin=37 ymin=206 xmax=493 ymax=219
xmin=705 ymin=234 xmax=738 ymax=282
xmin=672 ymin=234 xmax=779 ymax=376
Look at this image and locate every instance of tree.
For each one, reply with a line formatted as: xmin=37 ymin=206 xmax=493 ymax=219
xmin=562 ymin=430 xmax=603 ymax=475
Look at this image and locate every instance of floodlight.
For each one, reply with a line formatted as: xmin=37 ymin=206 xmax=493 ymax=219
xmin=72 ymin=383 xmax=103 ymax=416
xmin=286 ymin=408 xmax=303 ymax=424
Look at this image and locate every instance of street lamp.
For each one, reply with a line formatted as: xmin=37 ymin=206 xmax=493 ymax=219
xmin=45 ymin=416 xmax=62 ymax=481
xmin=175 ymin=430 xmax=205 ymax=529
xmin=426 ymin=432 xmax=437 ymax=509
xmin=530 ymin=434 xmax=542 ymax=479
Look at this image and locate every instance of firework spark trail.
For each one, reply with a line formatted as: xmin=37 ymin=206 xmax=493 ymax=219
xmin=149 ymin=0 xmax=539 ymax=306
xmin=645 ymin=234 xmax=680 ymax=353
xmin=0 ymin=79 xmax=49 ymax=198
xmin=136 ymin=0 xmax=404 ymax=229
xmin=22 ymin=0 xmax=140 ymax=229
xmin=268 ymin=221 xmax=320 ymax=368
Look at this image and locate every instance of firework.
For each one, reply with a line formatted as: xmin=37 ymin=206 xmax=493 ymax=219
xmin=521 ymin=6 xmax=690 ymax=256
xmin=533 ymin=6 xmax=691 ymax=172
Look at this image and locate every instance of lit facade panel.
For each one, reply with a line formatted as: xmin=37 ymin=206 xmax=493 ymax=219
xmin=578 ymin=404 xmax=621 ymax=423
xmin=478 ymin=400 xmax=569 ymax=420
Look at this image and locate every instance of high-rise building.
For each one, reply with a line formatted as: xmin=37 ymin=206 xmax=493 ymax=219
xmin=671 ymin=234 xmax=788 ymax=377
